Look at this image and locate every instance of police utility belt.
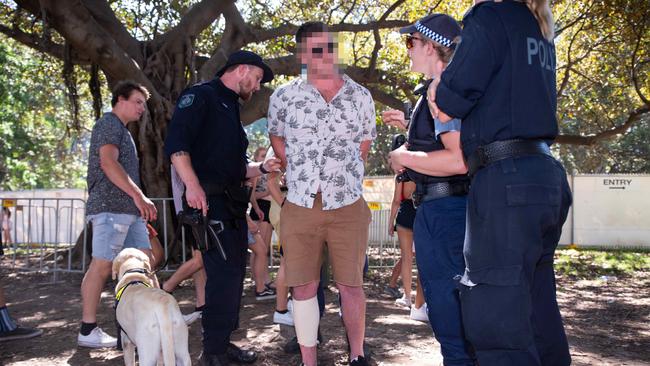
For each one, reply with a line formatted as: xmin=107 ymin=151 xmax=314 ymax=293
xmin=169 ymin=182 xmax=250 ymax=263
xmin=412 ymin=180 xmax=470 ymax=208
xmin=467 ymin=139 xmax=552 ymax=177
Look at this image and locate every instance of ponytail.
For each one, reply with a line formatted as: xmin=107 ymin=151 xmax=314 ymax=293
xmin=520 ymin=0 xmax=555 ymax=41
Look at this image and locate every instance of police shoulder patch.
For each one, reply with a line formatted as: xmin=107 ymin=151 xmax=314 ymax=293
xmin=178 ymin=94 xmax=195 ymax=109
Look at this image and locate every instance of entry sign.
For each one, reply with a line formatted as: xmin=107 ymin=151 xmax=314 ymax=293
xmin=2 ymin=199 xmax=16 ymax=208
xmin=602 ymin=178 xmax=633 ymax=190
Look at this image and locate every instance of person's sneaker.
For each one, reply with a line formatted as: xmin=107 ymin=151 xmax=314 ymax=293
xmin=273 ymin=307 xmax=294 ymax=326
xmin=77 ymin=327 xmax=117 ymax=348
xmin=410 ymin=303 xmax=429 ymax=322
xmin=350 ymin=355 xmax=369 ymax=366
xmin=395 ymin=294 xmax=412 ymax=308
xmin=383 ymin=285 xmax=402 ymax=299
xmin=0 ymin=326 xmax=43 ymax=342
xmin=182 ymin=310 xmax=202 ymax=325
xmin=255 ymin=287 xmax=277 ymax=301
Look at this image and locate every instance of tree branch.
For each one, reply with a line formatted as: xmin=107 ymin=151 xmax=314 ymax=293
xmin=631 ymin=25 xmax=650 ymax=108
xmin=557 ymin=106 xmax=649 ymax=145
xmin=35 ymin=0 xmax=166 ymax=115
xmin=157 ymin=0 xmax=234 ymax=45
xmin=247 ymin=19 xmax=411 ymax=45
xmin=0 ymin=22 xmax=64 ymax=59
xmin=81 ymin=0 xmax=143 ymax=66
xmin=198 ymin=3 xmax=251 ymax=80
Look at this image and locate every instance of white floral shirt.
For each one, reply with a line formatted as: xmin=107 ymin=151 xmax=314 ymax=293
xmin=268 ymin=74 xmax=377 ymax=210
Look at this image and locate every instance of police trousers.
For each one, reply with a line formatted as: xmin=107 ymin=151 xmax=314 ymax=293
xmin=201 ymin=207 xmax=248 ymax=355
xmin=460 ymin=155 xmax=572 ymax=366
xmin=413 ymin=195 xmax=475 ymax=366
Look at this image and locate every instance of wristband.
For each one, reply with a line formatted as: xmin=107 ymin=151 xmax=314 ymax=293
xmin=259 ymin=163 xmax=269 ymax=174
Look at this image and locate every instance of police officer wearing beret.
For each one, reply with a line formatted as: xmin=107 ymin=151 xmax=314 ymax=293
xmin=165 ymin=50 xmax=281 ymax=366
xmin=384 ymin=14 xmax=475 ymax=365
xmin=428 ymin=1 xmax=572 ymax=365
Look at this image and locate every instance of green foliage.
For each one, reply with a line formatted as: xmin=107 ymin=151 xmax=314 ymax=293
xmin=554 ymin=0 xmax=650 ymax=173
xmin=0 ymin=38 xmax=91 ymax=190
xmin=0 ymin=0 xmax=648 ymax=191
xmin=244 ymin=118 xmax=270 ymax=157
xmin=555 ymin=248 xmax=650 ymax=279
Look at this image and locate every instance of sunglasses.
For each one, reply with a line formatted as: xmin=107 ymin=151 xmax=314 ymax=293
xmin=405 ymin=35 xmax=425 ymax=49
xmin=311 ymin=42 xmax=336 ymax=56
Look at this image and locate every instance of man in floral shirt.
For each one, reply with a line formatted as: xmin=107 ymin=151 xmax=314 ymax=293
xmin=268 ymin=21 xmax=376 ymax=366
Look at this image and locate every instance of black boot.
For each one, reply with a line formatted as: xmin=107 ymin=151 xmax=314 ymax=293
xmin=226 ymin=342 xmax=258 ymax=363
xmin=200 ymin=352 xmax=230 ymax=366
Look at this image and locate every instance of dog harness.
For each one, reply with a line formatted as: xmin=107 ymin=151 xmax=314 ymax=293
xmin=114 ymin=268 xmax=152 ymax=346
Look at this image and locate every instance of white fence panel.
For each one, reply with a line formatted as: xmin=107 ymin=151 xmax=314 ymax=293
xmin=572 ymin=175 xmax=650 ymax=248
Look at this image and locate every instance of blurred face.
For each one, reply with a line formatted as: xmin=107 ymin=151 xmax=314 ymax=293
xmin=237 ymin=65 xmax=264 ymax=101
xmin=119 ymin=90 xmax=147 ymax=122
xmin=299 ymin=32 xmax=338 ymax=78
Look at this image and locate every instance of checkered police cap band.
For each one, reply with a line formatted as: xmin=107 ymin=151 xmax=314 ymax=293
xmin=415 ymin=21 xmax=454 ymax=48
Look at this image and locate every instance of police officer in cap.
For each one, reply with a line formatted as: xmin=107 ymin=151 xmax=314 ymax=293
xmin=165 ymin=50 xmax=281 ymax=366
xmin=384 ymin=13 xmax=476 ymax=365
xmin=428 ymin=1 xmax=572 ymax=365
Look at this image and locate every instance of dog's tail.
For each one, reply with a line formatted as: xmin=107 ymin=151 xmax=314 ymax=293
xmin=155 ymin=299 xmax=177 ymax=366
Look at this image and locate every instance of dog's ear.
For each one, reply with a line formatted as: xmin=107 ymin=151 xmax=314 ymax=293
xmin=111 ymin=259 xmax=119 ymax=281
xmin=112 ymin=250 xmax=129 ymax=280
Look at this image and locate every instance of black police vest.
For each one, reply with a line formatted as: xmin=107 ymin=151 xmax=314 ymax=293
xmin=406 ymin=91 xmax=468 ymax=185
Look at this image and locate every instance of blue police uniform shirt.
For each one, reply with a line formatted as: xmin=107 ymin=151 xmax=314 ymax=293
xmin=435 ymin=0 xmax=558 ymax=158
xmin=164 ymin=78 xmax=249 ymax=185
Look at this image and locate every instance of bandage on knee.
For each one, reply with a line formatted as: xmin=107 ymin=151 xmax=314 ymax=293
xmin=292 ymin=296 xmax=320 ymax=347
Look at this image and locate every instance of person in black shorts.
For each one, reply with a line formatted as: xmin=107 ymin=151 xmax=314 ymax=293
xmin=249 ymin=146 xmax=276 ymax=300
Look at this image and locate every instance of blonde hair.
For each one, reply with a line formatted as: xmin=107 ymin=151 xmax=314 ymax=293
xmin=520 ymin=0 xmax=555 ymax=41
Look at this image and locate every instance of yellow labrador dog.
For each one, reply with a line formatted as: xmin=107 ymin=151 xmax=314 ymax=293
xmin=112 ymin=248 xmax=191 ymax=366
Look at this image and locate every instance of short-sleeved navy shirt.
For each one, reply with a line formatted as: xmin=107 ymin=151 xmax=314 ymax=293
xmin=436 ymin=0 xmax=558 ymax=158
xmin=164 ymin=79 xmax=249 ymax=185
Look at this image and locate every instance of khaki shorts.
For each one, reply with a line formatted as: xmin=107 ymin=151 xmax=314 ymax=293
xmin=280 ymin=194 xmax=371 ymax=287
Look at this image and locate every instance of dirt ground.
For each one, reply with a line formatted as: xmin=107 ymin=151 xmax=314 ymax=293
xmin=0 ymin=258 xmax=648 ymax=366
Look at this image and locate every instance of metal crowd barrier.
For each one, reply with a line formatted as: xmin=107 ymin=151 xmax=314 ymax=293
xmin=0 ymin=197 xmax=403 ymax=283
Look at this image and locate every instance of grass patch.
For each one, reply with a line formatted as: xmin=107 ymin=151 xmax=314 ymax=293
xmin=555 ymin=248 xmax=650 ymax=279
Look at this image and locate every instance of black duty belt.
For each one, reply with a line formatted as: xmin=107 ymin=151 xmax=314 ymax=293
xmin=467 ymin=139 xmax=552 ymax=176
xmin=413 ymin=181 xmax=467 ymax=207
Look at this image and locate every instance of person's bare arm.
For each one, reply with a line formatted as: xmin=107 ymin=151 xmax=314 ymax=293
xmin=269 ymin=135 xmax=287 ymax=169
xmin=170 ymin=151 xmax=207 ymax=216
xmin=99 ymin=144 xmax=157 ymax=221
xmin=387 ymin=181 xmax=402 ymax=237
xmin=388 ymin=132 xmax=467 ymax=176
xmin=427 ymin=72 xmax=455 ymax=123
xmin=381 ymin=109 xmax=408 ymax=130
xmin=249 ymin=177 xmax=264 ymax=221
xmin=360 ymin=140 xmax=372 ymax=162
xmin=245 ymin=158 xmax=282 ymax=179
xmin=267 ymin=171 xmax=284 ymax=206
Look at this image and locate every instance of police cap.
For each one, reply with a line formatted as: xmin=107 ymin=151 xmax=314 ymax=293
xmin=400 ymin=14 xmax=461 ymax=49
xmin=216 ymin=50 xmax=274 ymax=83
